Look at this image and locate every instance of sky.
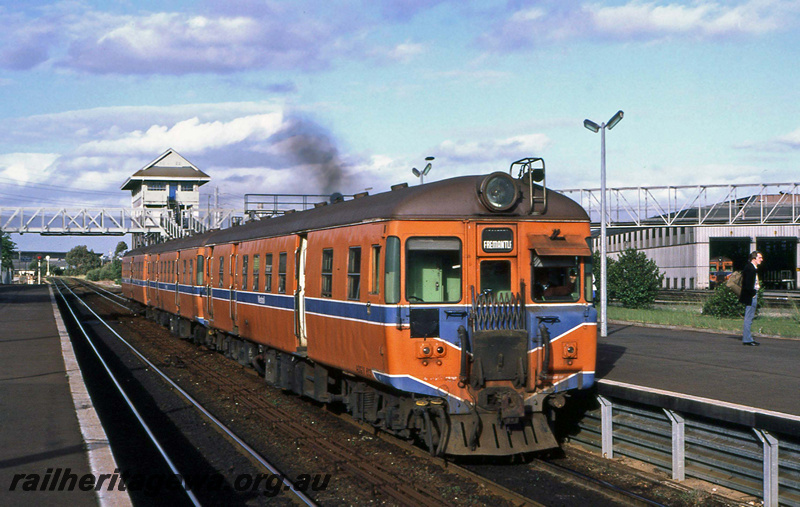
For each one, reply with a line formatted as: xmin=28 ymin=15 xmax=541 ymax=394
xmin=1 ymin=0 xmax=799 ymax=254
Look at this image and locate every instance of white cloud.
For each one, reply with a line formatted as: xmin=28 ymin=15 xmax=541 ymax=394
xmin=777 ymin=127 xmax=800 ymax=148
xmin=0 ymin=152 xmax=60 ymax=183
xmin=0 ymin=2 xmax=425 ymax=74
xmin=435 ymin=134 xmax=552 ymax=164
xmin=480 ymin=0 xmax=800 ymax=50
xmin=75 ymin=113 xmax=285 ymax=156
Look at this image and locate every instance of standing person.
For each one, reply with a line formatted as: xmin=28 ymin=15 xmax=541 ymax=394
xmin=739 ymin=251 xmax=763 ymax=346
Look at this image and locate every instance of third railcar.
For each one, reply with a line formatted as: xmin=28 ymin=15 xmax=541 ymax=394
xmin=122 ymin=158 xmax=597 ymax=456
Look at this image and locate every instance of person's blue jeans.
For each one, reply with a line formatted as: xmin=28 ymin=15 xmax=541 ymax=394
xmin=743 ymin=295 xmax=757 ymax=343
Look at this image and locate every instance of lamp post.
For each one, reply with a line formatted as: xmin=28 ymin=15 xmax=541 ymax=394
xmin=46 ymin=255 xmax=50 ymax=277
xmin=584 ymin=110 xmax=624 ymax=338
xmin=412 ymin=156 xmax=434 ymax=185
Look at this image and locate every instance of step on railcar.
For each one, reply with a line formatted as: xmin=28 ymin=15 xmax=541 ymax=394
xmin=122 ymin=158 xmax=597 ymax=456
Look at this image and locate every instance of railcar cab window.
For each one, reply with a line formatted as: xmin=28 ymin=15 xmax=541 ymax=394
xmin=218 ymin=257 xmax=224 ymax=288
xmin=406 ymin=237 xmax=462 ymax=303
xmin=480 ymin=260 xmax=511 ymax=298
xmin=531 ymin=255 xmax=580 ymax=302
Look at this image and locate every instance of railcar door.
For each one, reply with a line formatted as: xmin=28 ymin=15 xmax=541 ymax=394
xmin=476 ymin=225 xmax=518 ymax=297
xmin=294 ymin=234 xmax=308 ymax=349
xmin=205 ymin=253 xmax=214 ymax=322
xmin=174 ymin=257 xmax=180 ymax=310
xmin=154 ymin=255 xmax=161 ymax=308
xmin=229 ymin=247 xmax=238 ymax=323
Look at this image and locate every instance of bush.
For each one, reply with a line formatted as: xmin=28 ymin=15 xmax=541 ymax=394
xmin=607 ymin=248 xmax=664 ymax=309
xmin=702 ymin=285 xmax=763 ymax=318
xmin=86 ymin=267 xmax=102 ymax=281
xmin=702 ymin=285 xmax=744 ymax=318
xmin=84 ymin=260 xmax=121 ymax=282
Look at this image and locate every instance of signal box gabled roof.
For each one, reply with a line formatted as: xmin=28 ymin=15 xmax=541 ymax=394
xmin=120 ymin=149 xmax=210 ymax=191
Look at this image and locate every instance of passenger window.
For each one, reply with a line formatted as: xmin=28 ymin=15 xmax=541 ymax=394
xmin=242 ymin=255 xmax=249 ymax=290
xmin=531 ymin=254 xmax=580 ymax=302
xmin=321 ymin=249 xmax=333 ymax=297
xmin=278 ymin=253 xmax=287 ymax=293
xmin=406 ymin=237 xmax=462 ymax=303
xmin=252 ymin=254 xmax=260 ymax=291
xmin=196 ymin=255 xmax=204 ymax=286
xmin=348 ymin=247 xmax=361 ymax=300
xmin=189 ymin=260 xmax=194 ymax=285
xmin=264 ymin=254 xmax=273 ymax=292
xmin=480 ymin=260 xmax=511 ymax=297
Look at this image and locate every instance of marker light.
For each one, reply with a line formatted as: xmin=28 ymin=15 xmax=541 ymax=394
xmin=478 ymin=172 xmax=519 ymax=212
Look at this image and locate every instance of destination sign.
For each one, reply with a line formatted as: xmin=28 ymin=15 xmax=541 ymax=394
xmin=481 ymin=228 xmax=514 ymax=253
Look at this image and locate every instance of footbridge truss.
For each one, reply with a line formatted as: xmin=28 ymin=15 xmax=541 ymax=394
xmin=558 ymin=182 xmax=800 ymax=228
xmin=0 ymin=207 xmax=243 ymax=241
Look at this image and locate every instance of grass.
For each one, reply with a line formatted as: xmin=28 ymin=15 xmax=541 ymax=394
xmin=608 ymin=304 xmax=800 ymax=339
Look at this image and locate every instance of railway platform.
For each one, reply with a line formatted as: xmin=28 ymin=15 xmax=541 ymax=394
xmin=597 ymin=322 xmax=800 ymax=418
xmin=0 ymin=284 xmax=127 ymax=507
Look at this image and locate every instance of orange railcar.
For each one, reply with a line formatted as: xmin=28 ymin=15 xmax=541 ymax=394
xmin=122 ymin=159 xmax=596 ymax=456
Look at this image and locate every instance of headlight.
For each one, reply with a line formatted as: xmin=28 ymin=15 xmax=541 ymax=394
xmin=478 ymin=172 xmax=519 ymax=212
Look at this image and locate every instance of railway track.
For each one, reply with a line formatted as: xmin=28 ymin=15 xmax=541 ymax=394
xmin=655 ymin=288 xmax=800 ymax=309
xmin=64 ymin=278 xmax=742 ymax=506
xmin=55 ymin=278 xmax=315 ymax=506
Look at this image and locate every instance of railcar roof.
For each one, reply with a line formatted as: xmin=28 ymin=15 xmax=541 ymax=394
xmin=127 ymin=175 xmax=588 ymax=255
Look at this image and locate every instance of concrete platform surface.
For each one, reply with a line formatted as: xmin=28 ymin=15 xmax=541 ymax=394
xmin=597 ymin=323 xmax=800 ymax=417
xmin=0 ymin=284 xmax=127 ymax=507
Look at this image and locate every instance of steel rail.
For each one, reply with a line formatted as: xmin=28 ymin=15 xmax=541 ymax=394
xmin=53 ymin=279 xmax=202 ymax=507
xmin=74 ymin=279 xmax=132 ymax=311
xmin=60 ymin=279 xmax=318 ymax=507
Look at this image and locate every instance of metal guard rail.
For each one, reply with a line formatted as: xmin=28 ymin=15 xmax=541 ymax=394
xmin=564 ymin=379 xmax=800 ymax=507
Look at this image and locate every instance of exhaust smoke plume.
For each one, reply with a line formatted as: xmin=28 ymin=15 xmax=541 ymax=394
xmin=280 ymin=115 xmax=350 ymax=195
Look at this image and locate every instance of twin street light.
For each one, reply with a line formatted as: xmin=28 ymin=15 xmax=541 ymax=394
xmin=584 ymin=110 xmax=624 ymax=338
xmin=412 ymin=156 xmax=435 ymax=185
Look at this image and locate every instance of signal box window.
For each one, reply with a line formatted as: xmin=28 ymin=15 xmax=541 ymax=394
xmin=480 ymin=260 xmax=511 ymax=298
xmin=278 ymin=253 xmax=287 ymax=293
xmin=321 ymin=249 xmax=333 ymax=297
xmin=406 ymin=237 xmax=462 ymax=303
xmin=264 ymin=254 xmax=273 ymax=292
xmin=252 ymin=254 xmax=260 ymax=291
xmin=531 ymin=255 xmax=580 ymax=302
xmin=348 ymin=247 xmax=361 ymax=300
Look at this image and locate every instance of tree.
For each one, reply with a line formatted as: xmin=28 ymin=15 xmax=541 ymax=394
xmin=27 ymin=258 xmax=47 ymax=279
xmin=1 ymin=230 xmax=16 ymax=272
xmin=65 ymin=245 xmax=102 ymax=275
xmin=114 ymin=241 xmax=128 ymax=258
xmin=607 ymin=248 xmax=664 ymax=309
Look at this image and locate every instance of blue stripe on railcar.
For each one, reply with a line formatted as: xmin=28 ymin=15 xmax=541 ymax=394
xmin=371 ymin=371 xmax=471 ymax=414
